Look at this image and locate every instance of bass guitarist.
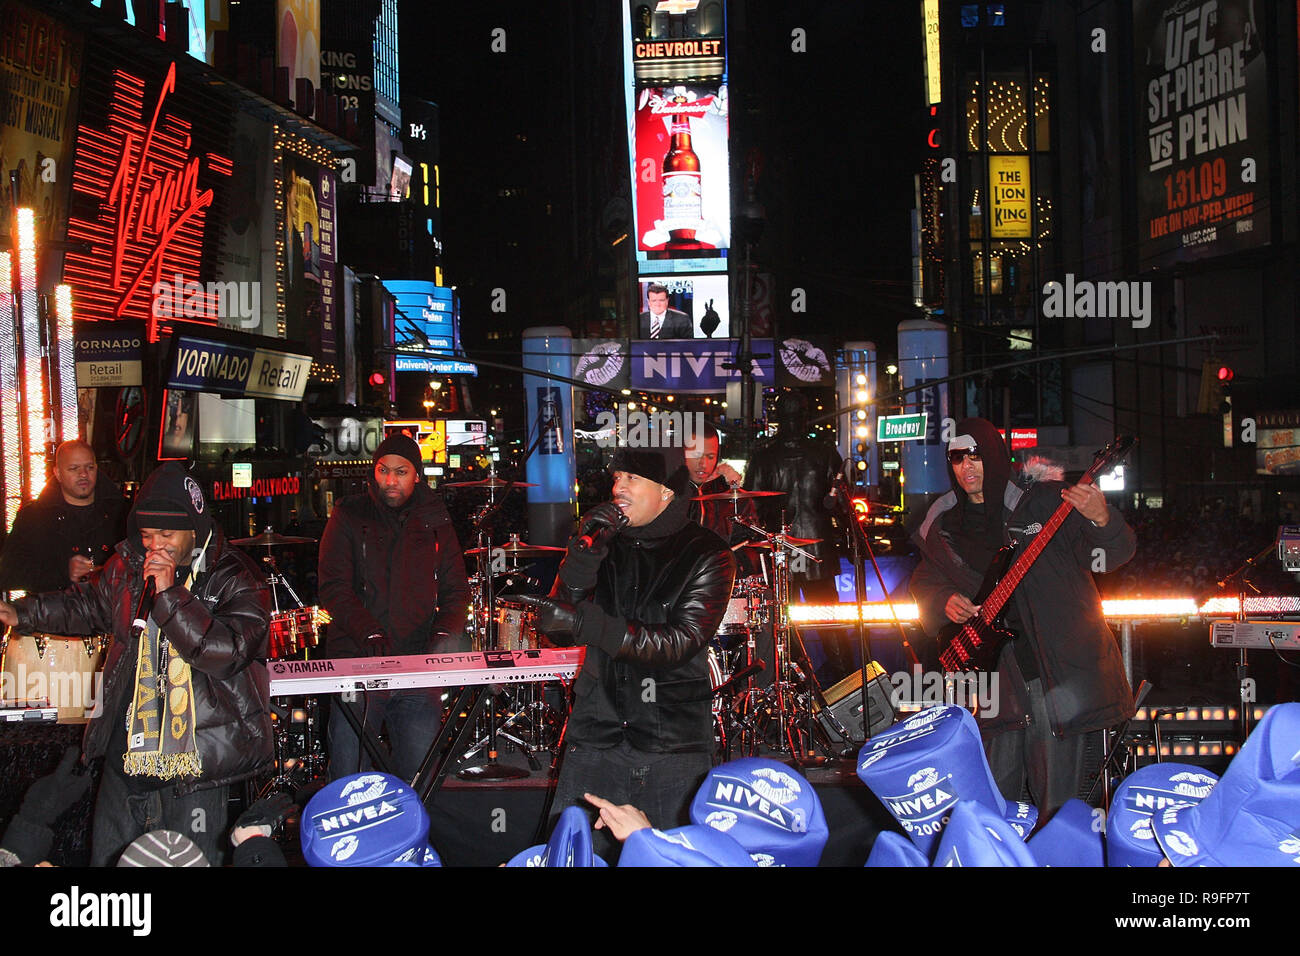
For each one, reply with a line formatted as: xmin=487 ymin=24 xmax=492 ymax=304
xmin=909 ymin=418 xmax=1136 ymax=820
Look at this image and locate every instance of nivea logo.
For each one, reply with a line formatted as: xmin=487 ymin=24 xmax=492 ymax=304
xmin=708 ymin=780 xmax=797 ymax=831
xmin=902 ymin=707 xmax=952 ymax=732
xmin=317 ymin=799 xmax=400 ymax=833
xmin=1126 ymin=787 xmax=1198 ymax=814
xmin=885 ymin=774 xmax=957 ymax=822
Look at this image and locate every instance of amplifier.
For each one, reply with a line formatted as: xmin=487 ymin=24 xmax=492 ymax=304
xmin=813 ymin=661 xmax=897 ymax=747
xmin=1209 ymin=620 xmax=1300 ymax=651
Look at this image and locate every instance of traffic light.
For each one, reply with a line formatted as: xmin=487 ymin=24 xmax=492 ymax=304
xmin=1218 ymin=366 xmax=1234 ymax=448
xmin=1217 ymin=366 xmax=1234 ymax=415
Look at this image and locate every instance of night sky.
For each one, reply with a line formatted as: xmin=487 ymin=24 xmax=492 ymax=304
xmin=400 ymin=1 xmax=924 ymax=368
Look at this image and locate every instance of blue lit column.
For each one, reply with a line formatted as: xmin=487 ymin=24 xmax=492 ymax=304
xmin=523 ymin=326 xmax=576 ymax=546
xmin=898 ymin=318 xmax=949 ymax=517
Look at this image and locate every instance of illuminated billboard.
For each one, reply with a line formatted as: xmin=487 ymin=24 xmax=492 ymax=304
xmin=632 ymin=83 xmax=730 ymax=269
xmin=636 ymin=274 xmax=730 ymax=339
xmin=383 ymin=280 xmax=458 ymax=353
xmin=63 ymin=58 xmax=233 ymax=341
xmin=1133 ymin=0 xmax=1268 ymax=269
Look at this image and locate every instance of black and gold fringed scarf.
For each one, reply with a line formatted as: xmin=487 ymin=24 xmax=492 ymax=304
xmin=123 ymin=530 xmax=210 ymax=780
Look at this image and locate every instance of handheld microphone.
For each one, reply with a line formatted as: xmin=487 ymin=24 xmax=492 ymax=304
xmin=576 ymin=510 xmax=629 ymax=551
xmin=131 ymin=576 xmax=157 ymax=640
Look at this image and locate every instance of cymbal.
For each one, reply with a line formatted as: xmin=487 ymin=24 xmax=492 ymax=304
xmin=445 ymin=477 xmax=538 ymax=489
xmin=464 ymin=540 xmax=566 ymax=557
xmin=692 ymin=488 xmax=786 ymax=502
xmin=230 ymin=529 xmax=317 ymax=547
xmin=741 ymin=535 xmax=822 ymax=549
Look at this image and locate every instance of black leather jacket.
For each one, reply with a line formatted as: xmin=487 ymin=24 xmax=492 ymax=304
xmin=554 ymin=498 xmax=736 ymax=753
xmin=16 ymin=528 xmax=273 ymax=793
xmin=0 ymin=471 xmax=125 ymax=594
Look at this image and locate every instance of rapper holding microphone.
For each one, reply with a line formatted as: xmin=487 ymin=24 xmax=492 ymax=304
xmin=515 ymin=443 xmax=736 ymax=860
xmin=0 ymin=463 xmax=273 ymax=866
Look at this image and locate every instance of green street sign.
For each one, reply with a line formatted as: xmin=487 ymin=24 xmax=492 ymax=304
xmin=877 ymin=413 xmax=928 ymax=442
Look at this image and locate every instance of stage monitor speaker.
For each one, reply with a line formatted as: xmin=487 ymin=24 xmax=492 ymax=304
xmin=813 ymin=661 xmax=897 ymax=747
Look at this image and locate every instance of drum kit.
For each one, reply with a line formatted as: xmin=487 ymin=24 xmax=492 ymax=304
xmin=694 ymin=488 xmax=844 ymax=762
xmin=451 ymin=469 xmax=572 ymax=777
xmin=229 ymin=527 xmax=331 ymax=791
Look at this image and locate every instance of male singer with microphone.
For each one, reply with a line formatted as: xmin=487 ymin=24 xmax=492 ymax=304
xmin=0 ymin=463 xmax=273 ymax=865
xmin=516 ymin=442 xmax=735 ymax=859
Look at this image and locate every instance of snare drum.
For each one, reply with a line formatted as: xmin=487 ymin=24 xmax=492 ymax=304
xmin=1 ymin=631 xmax=109 ymax=724
xmin=494 ymin=599 xmax=540 ymax=650
xmin=267 ymin=606 xmax=331 ymax=659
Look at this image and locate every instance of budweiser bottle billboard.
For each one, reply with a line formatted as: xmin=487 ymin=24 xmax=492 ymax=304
xmin=634 ymin=84 xmax=729 ymax=257
xmin=662 ymin=96 xmax=702 ymax=244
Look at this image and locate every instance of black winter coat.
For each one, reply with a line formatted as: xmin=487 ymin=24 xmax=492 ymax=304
xmin=318 ymin=481 xmax=470 ymax=657
xmin=16 ymin=528 xmax=273 ymax=792
xmin=910 ymin=479 xmax=1137 ymax=737
xmin=554 ymin=499 xmax=736 ymax=753
xmin=0 ymin=472 xmax=125 ymax=594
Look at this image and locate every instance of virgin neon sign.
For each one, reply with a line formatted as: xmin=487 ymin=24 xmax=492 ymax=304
xmin=65 ymin=61 xmax=231 ymax=341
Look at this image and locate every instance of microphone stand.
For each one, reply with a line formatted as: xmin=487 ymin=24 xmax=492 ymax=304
xmin=1213 ymin=541 xmax=1272 ymax=742
xmin=455 ymin=414 xmax=560 ymax=782
xmin=828 ymin=480 xmax=919 ymax=746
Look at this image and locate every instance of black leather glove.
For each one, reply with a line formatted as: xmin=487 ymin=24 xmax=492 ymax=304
xmin=235 ymin=790 xmax=296 ymax=832
xmin=512 ymin=594 xmax=584 ymax=646
xmin=19 ymin=745 xmax=90 ymax=827
xmin=559 ymin=501 xmax=626 ymax=591
xmin=363 ymin=630 xmax=393 ymax=657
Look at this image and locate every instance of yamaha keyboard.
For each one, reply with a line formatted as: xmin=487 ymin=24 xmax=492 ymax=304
xmin=267 ymin=647 xmax=585 ymax=696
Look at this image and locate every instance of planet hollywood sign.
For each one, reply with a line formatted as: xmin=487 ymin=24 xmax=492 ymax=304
xmin=210 ymin=476 xmax=302 ymax=502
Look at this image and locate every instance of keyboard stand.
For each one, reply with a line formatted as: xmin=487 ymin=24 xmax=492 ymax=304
xmin=334 ymin=692 xmax=395 ymax=775
xmin=412 ymin=684 xmax=494 ymax=803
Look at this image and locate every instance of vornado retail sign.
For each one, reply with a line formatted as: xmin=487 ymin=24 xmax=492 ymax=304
xmin=165 ymin=333 xmax=312 ymax=401
xmin=74 ymin=320 xmax=144 ymax=387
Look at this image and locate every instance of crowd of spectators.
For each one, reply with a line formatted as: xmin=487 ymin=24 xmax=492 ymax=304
xmin=1098 ymin=502 xmax=1294 ymax=599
